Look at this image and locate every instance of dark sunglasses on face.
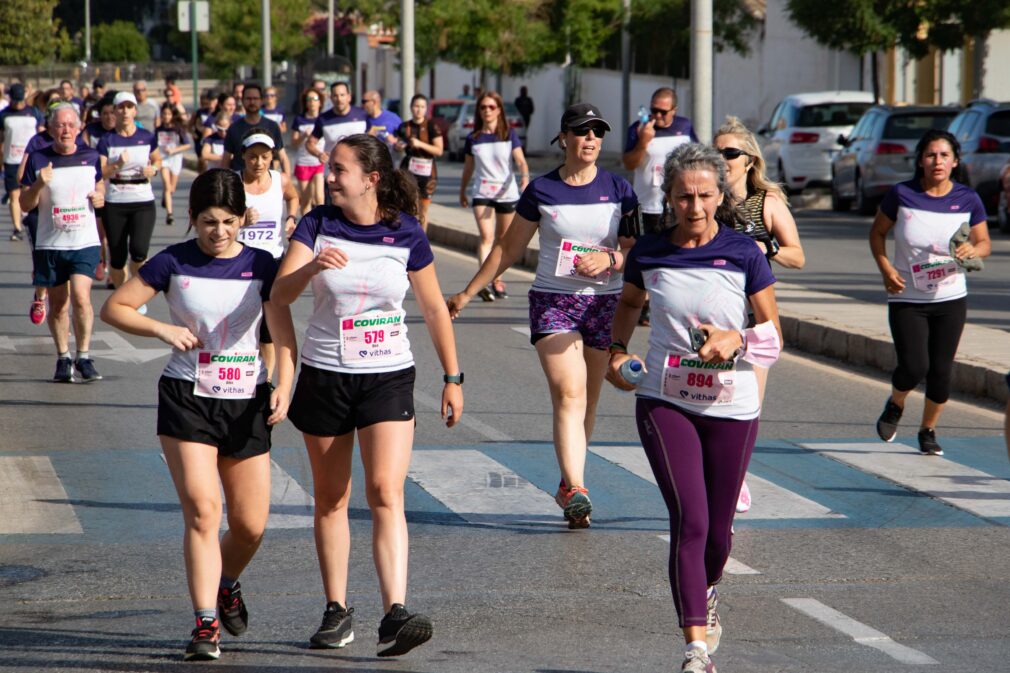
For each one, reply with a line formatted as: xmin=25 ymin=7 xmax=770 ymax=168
xmin=570 ymin=126 xmax=606 ymax=138
xmin=651 ymin=107 xmax=673 ymax=116
xmin=719 ymin=147 xmax=749 ymax=160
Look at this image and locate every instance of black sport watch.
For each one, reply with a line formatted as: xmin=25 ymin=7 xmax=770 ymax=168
xmin=763 ymin=238 xmax=780 ymax=259
xmin=443 ymin=373 xmax=464 ymax=384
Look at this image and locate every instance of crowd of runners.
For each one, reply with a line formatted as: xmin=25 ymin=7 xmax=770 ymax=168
xmin=1 ymin=76 xmax=1004 ymax=673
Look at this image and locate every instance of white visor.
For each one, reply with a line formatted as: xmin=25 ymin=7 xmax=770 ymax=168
xmin=242 ymin=133 xmax=275 ymax=150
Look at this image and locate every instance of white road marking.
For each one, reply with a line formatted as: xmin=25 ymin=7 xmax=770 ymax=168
xmin=590 ymin=444 xmax=844 ymax=520
xmin=413 ymin=389 xmax=513 ymax=441
xmin=657 ymin=535 xmax=761 ymax=575
xmin=408 ymin=449 xmax=561 ymax=526
xmin=782 ymin=598 xmax=938 ymax=665
xmin=803 ymin=441 xmax=1010 ymax=519
xmin=0 ymin=456 xmax=83 ymax=534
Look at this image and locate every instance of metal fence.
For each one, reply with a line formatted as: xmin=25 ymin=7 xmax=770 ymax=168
xmin=0 ymin=62 xmax=215 ymax=90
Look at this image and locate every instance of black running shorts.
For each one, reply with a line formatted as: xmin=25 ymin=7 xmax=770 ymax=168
xmin=157 ymin=376 xmax=272 ymax=458
xmin=288 ymin=364 xmax=415 ymax=437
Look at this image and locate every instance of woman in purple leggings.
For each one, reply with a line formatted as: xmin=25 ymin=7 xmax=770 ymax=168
xmin=606 ymin=143 xmax=782 ymax=673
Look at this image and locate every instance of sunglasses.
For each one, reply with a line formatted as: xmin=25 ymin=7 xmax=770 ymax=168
xmin=306 ymin=96 xmax=320 ymax=101
xmin=719 ymin=147 xmax=749 ymax=160
xmin=570 ymin=126 xmax=607 ymax=138
xmin=651 ymin=107 xmax=673 ymax=116
xmin=479 ymin=104 xmax=498 ymax=111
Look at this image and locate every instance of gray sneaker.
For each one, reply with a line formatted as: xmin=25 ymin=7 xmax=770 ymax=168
xmin=681 ymin=646 xmax=716 ymax=672
xmin=876 ymin=399 xmax=903 ymax=442
xmin=706 ymin=588 xmax=722 ymax=654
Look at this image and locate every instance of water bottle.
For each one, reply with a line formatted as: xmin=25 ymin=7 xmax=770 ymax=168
xmin=638 ymin=105 xmax=649 ymax=125
xmin=619 ymin=358 xmax=645 ymax=386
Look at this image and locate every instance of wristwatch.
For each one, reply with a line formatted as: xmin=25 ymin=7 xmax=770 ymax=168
xmin=763 ymin=238 xmax=780 ymax=258
xmin=443 ymin=373 xmax=464 ymax=384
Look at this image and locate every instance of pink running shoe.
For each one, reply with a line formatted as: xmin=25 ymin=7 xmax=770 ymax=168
xmin=30 ymin=298 xmax=46 ymax=325
xmin=735 ymin=479 xmax=752 ymax=514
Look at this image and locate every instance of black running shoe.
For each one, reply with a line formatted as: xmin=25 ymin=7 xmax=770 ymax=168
xmin=309 ymin=602 xmax=354 ymax=649
xmin=377 ymin=604 xmax=432 ymax=657
xmin=184 ymin=617 xmax=221 ymax=661
xmin=74 ymin=358 xmax=102 ymax=382
xmin=477 ymin=286 xmax=495 ymax=302
xmin=917 ymin=428 xmax=944 ymax=456
xmin=492 ymin=281 xmax=508 ymax=298
xmin=53 ymin=357 xmax=73 ymax=383
xmin=217 ymin=582 xmax=248 ymax=636
xmin=875 ymin=399 xmax=903 ymax=442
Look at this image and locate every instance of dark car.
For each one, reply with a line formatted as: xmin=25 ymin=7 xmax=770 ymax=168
xmin=831 ymin=105 xmax=958 ymax=214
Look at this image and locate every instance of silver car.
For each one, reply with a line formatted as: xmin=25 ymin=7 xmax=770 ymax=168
xmin=946 ymin=100 xmax=1010 ymax=215
xmin=831 ymin=105 xmax=958 ymax=214
xmin=445 ymin=100 xmax=527 ymax=161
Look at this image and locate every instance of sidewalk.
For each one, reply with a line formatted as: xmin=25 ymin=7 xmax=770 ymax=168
xmin=425 ymin=202 xmax=1010 ymax=404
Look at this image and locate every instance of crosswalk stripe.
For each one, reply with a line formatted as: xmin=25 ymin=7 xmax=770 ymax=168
xmin=782 ymin=598 xmax=939 ymax=665
xmin=803 ymin=442 xmax=1010 ymax=520
xmin=409 ymin=449 xmax=562 ymax=526
xmin=657 ymin=535 xmax=761 ymax=575
xmin=0 ymin=456 xmax=83 ymax=534
xmin=590 ymin=444 xmax=845 ymax=520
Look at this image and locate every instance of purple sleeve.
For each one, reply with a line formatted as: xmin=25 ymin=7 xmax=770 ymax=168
xmin=510 ymin=128 xmax=521 ymax=150
xmin=618 ymin=176 xmax=638 ymax=214
xmin=464 ymin=133 xmax=474 ymax=156
xmin=20 ymin=155 xmax=37 ymax=188
xmin=624 ymin=123 xmax=639 ymax=153
xmin=968 ymin=191 xmax=987 ymax=226
xmin=148 ymin=132 xmax=158 ymax=153
xmin=407 ymin=224 xmax=434 ymax=271
xmin=623 ymin=239 xmax=645 ymax=289
xmin=96 ymin=136 xmax=109 ymax=158
xmin=515 ymin=180 xmax=541 ymax=221
xmin=879 ymin=185 xmax=900 ymax=221
xmin=688 ymin=122 xmax=699 ymax=143
xmin=256 ymin=252 xmax=279 ymax=301
xmin=311 ymin=117 xmax=324 ymax=139
xmin=138 ymin=249 xmax=174 ymax=292
xmin=289 ymin=211 xmax=320 ymax=250
xmin=744 ymin=246 xmax=776 ymax=297
xmin=92 ymin=154 xmax=102 ymax=183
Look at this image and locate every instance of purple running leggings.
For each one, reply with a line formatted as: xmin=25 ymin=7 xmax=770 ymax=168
xmin=635 ymin=396 xmax=759 ymax=627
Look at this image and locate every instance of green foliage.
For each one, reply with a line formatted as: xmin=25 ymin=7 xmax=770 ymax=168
xmin=92 ymin=21 xmax=150 ymax=63
xmin=198 ymin=0 xmax=314 ymax=77
xmin=543 ymin=0 xmax=623 ymax=68
xmin=0 ymin=0 xmax=65 ymax=65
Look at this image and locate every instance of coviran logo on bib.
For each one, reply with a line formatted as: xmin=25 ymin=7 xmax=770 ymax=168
xmin=344 ymin=315 xmax=403 ymax=329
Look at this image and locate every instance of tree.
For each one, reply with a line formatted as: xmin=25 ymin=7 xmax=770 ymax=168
xmin=198 ymin=0 xmax=314 ymax=77
xmin=0 ymin=0 xmax=66 ymax=65
xmin=92 ymin=21 xmax=150 ymax=63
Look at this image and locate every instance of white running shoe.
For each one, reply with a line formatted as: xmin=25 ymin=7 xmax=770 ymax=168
xmin=735 ymin=479 xmax=751 ymax=513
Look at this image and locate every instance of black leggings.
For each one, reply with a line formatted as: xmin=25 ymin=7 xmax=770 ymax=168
xmin=103 ymin=200 xmax=156 ymax=269
xmin=888 ymin=297 xmax=966 ymax=404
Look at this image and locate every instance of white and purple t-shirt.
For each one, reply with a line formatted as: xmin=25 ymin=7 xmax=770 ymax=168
xmin=311 ymin=107 xmax=368 ymax=157
xmin=262 ymin=107 xmax=285 ymax=127
xmin=293 ymin=114 xmax=323 ymax=167
xmin=97 ymin=128 xmax=158 ymax=204
xmin=290 ymin=206 xmax=434 ymax=374
xmin=1 ymin=106 xmax=45 ymax=165
xmin=465 ymin=129 xmax=522 ymax=202
xmin=625 ymin=226 xmax=776 ymax=420
xmin=516 ymin=167 xmax=638 ymax=295
xmin=625 ymin=116 xmax=697 ymax=214
xmin=880 ymin=180 xmax=986 ymax=304
xmin=84 ymin=122 xmax=114 ymax=149
xmin=21 ymin=145 xmax=102 ymax=251
xmin=139 ymin=239 xmax=278 ymax=384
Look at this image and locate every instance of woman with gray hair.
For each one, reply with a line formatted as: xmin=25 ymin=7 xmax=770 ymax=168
xmin=606 ymin=143 xmax=782 ymax=673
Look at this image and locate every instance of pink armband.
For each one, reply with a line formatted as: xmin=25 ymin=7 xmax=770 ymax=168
xmin=741 ymin=320 xmax=781 ymax=368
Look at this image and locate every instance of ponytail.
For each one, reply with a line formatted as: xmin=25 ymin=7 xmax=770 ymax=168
xmin=338 ymin=134 xmax=419 ymax=224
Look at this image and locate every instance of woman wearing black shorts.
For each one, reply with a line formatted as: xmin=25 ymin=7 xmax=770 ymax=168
xmin=869 ymin=129 xmax=991 ymax=455
xmin=101 ymin=169 xmax=297 ymax=661
xmin=395 ymin=93 xmax=443 ymax=233
xmin=272 ymin=134 xmax=463 ymax=657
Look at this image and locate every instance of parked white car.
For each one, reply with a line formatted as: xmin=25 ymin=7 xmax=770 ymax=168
xmin=757 ymin=91 xmax=875 ymax=193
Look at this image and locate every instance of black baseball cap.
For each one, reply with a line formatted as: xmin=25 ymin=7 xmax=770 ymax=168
xmin=551 ymin=102 xmax=612 ymax=144
xmin=9 ymin=83 xmax=25 ymax=102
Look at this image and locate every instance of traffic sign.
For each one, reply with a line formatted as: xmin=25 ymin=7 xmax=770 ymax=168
xmin=177 ymin=1 xmax=209 ymax=32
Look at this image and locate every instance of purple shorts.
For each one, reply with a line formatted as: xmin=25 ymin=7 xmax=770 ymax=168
xmin=528 ymin=289 xmax=619 ymax=351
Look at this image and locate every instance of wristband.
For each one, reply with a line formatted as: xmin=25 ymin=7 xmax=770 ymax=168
xmin=608 ymin=341 xmax=628 ymax=355
xmin=608 ymin=251 xmax=617 ymax=269
xmin=443 ymin=373 xmax=464 ymax=384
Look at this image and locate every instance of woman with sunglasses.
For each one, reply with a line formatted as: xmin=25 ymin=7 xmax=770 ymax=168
xmin=261 ymin=86 xmax=287 ymax=133
xmin=449 ymin=103 xmax=638 ymax=529
xmin=291 ymin=87 xmax=325 ymax=215
xmin=712 ymin=116 xmax=804 ymax=513
xmin=458 ymin=91 xmax=529 ymax=301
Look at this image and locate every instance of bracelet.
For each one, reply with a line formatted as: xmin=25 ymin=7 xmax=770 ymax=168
xmin=608 ymin=341 xmax=628 ymax=355
xmin=608 ymin=251 xmax=616 ymax=268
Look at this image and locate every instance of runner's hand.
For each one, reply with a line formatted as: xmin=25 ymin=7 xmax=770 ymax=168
xmin=459 ymin=192 xmax=469 ymax=208
xmin=954 ymin=241 xmax=978 ymax=261
xmin=881 ymin=266 xmax=905 ymax=294
xmin=156 ymin=324 xmax=203 ymax=351
xmin=88 ymin=191 xmax=104 ymax=209
xmin=312 ymin=246 xmax=348 ymax=273
xmin=442 ymin=382 xmax=464 ymax=428
xmin=446 ymin=292 xmax=471 ymax=319
xmin=142 ymin=165 xmax=157 ymax=178
xmin=38 ymin=162 xmax=54 ymax=185
xmin=696 ymin=324 xmax=743 ymax=364
xmin=267 ymin=386 xmax=291 ymax=425
xmin=117 ymin=150 xmax=130 ymax=167
xmin=605 ymin=352 xmax=645 ymax=391
xmin=574 ymin=251 xmax=611 ymax=279
xmin=638 ymin=120 xmax=656 ymax=145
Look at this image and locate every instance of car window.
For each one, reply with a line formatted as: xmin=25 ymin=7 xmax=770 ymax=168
xmin=849 ymin=113 xmax=873 ymax=140
xmin=432 ymin=103 xmax=462 ymax=121
xmin=769 ymin=102 xmax=785 ymax=131
xmin=782 ymin=104 xmax=798 ymax=128
xmin=985 ymin=111 xmax=1010 ymax=138
xmin=946 ymin=114 xmax=964 ymax=137
xmin=883 ymin=112 xmax=957 ymax=139
xmin=796 ymin=103 xmax=873 ymax=128
xmin=955 ymin=112 xmax=980 ymax=142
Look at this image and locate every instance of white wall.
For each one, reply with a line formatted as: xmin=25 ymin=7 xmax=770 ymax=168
xmin=982 ymin=30 xmax=1010 ymax=102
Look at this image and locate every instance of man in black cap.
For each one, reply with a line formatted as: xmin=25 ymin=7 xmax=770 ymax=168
xmin=0 ymin=83 xmax=45 ymax=238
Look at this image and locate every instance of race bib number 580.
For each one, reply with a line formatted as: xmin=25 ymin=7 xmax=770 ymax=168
xmin=194 ymin=350 xmax=259 ymax=399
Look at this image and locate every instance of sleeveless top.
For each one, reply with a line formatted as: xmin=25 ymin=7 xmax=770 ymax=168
xmin=736 ymin=188 xmax=770 ymax=241
xmin=239 ymin=170 xmax=286 ymax=258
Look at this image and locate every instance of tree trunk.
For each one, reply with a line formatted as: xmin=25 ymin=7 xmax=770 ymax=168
xmin=871 ymin=51 xmax=880 ymax=102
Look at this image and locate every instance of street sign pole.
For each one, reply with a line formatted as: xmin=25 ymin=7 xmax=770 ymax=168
xmin=191 ymin=0 xmax=198 ymax=111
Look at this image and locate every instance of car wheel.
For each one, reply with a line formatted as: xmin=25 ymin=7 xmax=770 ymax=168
xmin=999 ymin=191 xmax=1010 ymax=234
xmin=855 ymin=173 xmax=875 ymax=216
xmin=831 ymin=172 xmax=852 ymax=212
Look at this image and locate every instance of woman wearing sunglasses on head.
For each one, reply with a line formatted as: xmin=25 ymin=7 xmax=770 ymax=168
xmin=713 ymin=116 xmax=804 ymax=514
xmin=458 ymin=91 xmax=529 ymax=301
xmin=449 ymin=103 xmax=638 ymax=529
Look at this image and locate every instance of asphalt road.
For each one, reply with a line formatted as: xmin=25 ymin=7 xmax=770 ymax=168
xmin=1 ymin=171 xmax=1009 ymax=673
